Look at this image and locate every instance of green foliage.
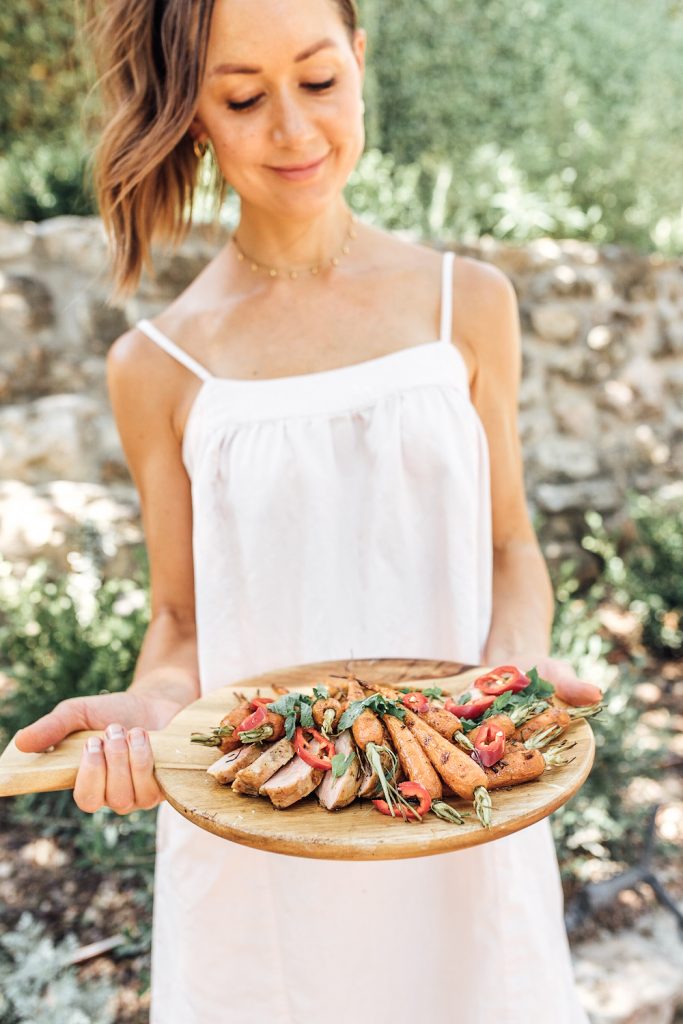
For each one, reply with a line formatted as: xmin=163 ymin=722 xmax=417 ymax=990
xmin=0 ymin=554 xmax=150 ymax=747
xmin=2 ymin=0 xmax=683 ymax=250
xmin=0 ymin=912 xmax=117 ymax=1024
xmin=362 ymin=0 xmax=683 ymax=252
xmin=0 ymin=0 xmax=97 ymax=219
xmin=0 ymin=550 xmax=152 ymax=841
xmin=583 ymin=492 xmax=683 ymax=654
xmin=549 ymin=492 xmax=680 ymax=877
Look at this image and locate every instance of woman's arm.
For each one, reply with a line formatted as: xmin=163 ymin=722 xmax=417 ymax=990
xmin=459 ymin=262 xmax=602 ymax=703
xmin=128 ymin=607 xmax=200 ymax=709
xmin=483 ymin=538 xmax=554 ymax=665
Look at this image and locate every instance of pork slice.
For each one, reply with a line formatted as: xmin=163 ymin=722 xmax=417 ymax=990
xmin=232 ymin=738 xmax=295 ymax=796
xmin=259 ymin=755 xmax=324 ymax=808
xmin=207 ymin=745 xmax=262 ymax=785
xmin=317 ymin=730 xmax=362 ymax=810
xmin=359 ymin=765 xmax=380 ymax=798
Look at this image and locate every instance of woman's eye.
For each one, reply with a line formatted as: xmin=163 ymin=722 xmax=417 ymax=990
xmin=227 ymin=78 xmax=335 ymax=113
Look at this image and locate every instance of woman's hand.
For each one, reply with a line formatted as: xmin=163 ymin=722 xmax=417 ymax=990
xmin=14 ymin=691 xmax=184 ymax=814
xmin=481 ymin=651 xmax=602 ymax=708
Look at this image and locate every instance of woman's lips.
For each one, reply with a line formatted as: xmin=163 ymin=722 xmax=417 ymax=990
xmin=268 ymin=153 xmax=328 ymax=181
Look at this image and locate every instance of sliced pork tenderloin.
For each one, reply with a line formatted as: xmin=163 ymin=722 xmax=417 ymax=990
xmin=232 ymin=738 xmax=296 ymax=796
xmin=317 ymin=730 xmax=361 ymax=810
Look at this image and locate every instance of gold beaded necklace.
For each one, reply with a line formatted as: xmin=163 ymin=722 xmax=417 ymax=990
xmin=231 ymin=213 xmax=357 ymax=280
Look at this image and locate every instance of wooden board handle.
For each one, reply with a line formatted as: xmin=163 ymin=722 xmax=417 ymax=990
xmin=0 ymin=729 xmax=210 ymax=798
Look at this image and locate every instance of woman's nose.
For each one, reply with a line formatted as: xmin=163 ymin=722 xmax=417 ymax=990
xmin=270 ymin=92 xmax=316 ymax=146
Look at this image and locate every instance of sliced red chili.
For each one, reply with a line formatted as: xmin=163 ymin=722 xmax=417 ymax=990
xmin=294 ymin=727 xmax=335 ymax=771
xmin=398 ymin=781 xmax=432 ymax=816
xmin=400 ymin=691 xmax=429 ymax=713
xmin=250 ymin=696 xmax=274 ymax=708
xmin=474 ymin=723 xmax=506 ymax=767
xmin=474 ymin=665 xmax=530 ymax=696
xmin=234 ymin=704 xmax=267 ymax=735
xmin=372 ymin=781 xmax=432 ymax=821
xmin=444 ymin=694 xmax=496 ymax=719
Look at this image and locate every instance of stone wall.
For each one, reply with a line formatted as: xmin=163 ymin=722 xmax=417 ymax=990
xmin=1 ymin=215 xmax=681 ymax=578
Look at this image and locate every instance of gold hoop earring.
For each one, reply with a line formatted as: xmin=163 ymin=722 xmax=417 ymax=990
xmin=193 ymin=139 xmax=208 ymax=159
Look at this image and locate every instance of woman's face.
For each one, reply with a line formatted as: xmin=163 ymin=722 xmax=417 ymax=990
xmin=194 ymin=0 xmax=366 ymax=218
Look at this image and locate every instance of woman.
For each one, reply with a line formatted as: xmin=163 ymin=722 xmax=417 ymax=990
xmin=17 ymin=0 xmax=599 ymax=1020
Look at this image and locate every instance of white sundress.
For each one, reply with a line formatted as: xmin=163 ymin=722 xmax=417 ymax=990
xmin=135 ymin=250 xmax=590 ymax=1024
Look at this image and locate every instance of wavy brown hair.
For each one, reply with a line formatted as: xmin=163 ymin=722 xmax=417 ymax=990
xmin=85 ymin=0 xmax=360 ymax=302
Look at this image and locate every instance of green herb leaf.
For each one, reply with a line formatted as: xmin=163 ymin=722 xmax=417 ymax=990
xmin=312 ymin=684 xmax=329 ymax=700
xmin=526 ymin=666 xmax=555 ymax=698
xmin=331 ymin=751 xmax=356 ymax=778
xmin=266 ymin=693 xmax=299 ymax=716
xmin=284 ymin=714 xmax=297 ymax=741
xmin=266 ymin=691 xmax=316 ymax=739
xmin=300 ymin=702 xmax=314 ymax=729
xmin=422 ymin=686 xmax=444 ymax=698
xmin=337 ymin=693 xmax=406 ymax=732
xmin=460 ymin=718 xmax=479 ymax=733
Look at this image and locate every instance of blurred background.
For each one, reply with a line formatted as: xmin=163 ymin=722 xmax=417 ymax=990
xmin=0 ymin=1 xmax=682 ymax=1022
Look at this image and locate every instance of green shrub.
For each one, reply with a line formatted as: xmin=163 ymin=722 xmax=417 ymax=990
xmin=2 ymin=0 xmax=683 ymax=250
xmin=0 ymin=553 xmax=149 ymax=746
xmin=0 ymin=550 xmax=153 ymax=845
xmin=582 ymin=492 xmax=683 ymax=655
xmin=548 ymin=493 xmax=680 ymax=877
xmin=0 ymin=912 xmax=117 ymax=1024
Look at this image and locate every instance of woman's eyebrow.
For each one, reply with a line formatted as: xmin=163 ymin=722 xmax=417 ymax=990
xmin=209 ymin=37 xmax=338 ymax=77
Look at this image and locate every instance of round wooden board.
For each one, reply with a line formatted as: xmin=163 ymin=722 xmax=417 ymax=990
xmin=156 ymin=657 xmax=595 ymax=860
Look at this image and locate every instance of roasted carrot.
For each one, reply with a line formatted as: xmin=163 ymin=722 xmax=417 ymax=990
xmin=312 ymin=697 xmax=342 ymax=734
xmin=470 ymin=713 xmax=516 ymax=745
xmin=514 ymin=701 xmax=601 ymax=742
xmin=237 ymin=708 xmax=286 ymax=744
xmin=347 ymin=677 xmax=384 ymax=750
xmin=402 ymin=710 xmax=487 ymax=801
xmin=513 ymin=706 xmax=571 ymax=742
xmin=420 ymin=706 xmax=463 ymax=740
xmin=483 ymin=742 xmax=546 ymax=789
xmin=382 ymin=714 xmax=443 ymax=800
xmin=191 ymin=699 xmax=252 ymax=753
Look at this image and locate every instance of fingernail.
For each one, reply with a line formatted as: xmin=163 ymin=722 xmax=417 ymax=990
xmin=105 ymin=723 xmax=125 ymax=740
xmin=129 ymin=728 xmax=146 ymax=749
xmin=87 ymin=736 xmax=103 ymax=754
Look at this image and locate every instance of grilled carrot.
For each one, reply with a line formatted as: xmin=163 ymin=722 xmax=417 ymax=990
xmin=382 ymin=714 xmax=443 ymax=800
xmin=312 ymin=697 xmax=342 ymax=733
xmin=514 ymin=702 xmax=601 ymax=742
xmin=403 ymin=710 xmax=487 ymax=801
xmin=470 ymin=713 xmax=516 ymax=745
xmin=347 ymin=677 xmax=384 ymax=750
xmin=420 ymin=706 xmax=463 ymax=740
xmin=513 ymin=706 xmax=571 ymax=742
xmin=484 ymin=742 xmax=546 ymax=789
xmin=191 ymin=699 xmax=252 ymax=753
xmin=237 ymin=708 xmax=286 ymax=744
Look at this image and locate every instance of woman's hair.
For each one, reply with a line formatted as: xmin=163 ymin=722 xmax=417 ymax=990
xmin=84 ymin=0 xmax=360 ymax=302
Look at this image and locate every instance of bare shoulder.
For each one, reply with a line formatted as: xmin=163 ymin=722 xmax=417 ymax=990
xmin=106 ymin=323 xmax=198 ymax=622
xmin=107 ymin=317 xmax=194 ymax=446
xmin=450 ymin=255 xmax=519 ymax=385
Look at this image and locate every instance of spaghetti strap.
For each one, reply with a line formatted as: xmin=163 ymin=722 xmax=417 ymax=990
xmin=439 ymin=250 xmax=455 ymax=344
xmin=137 ymin=319 xmax=213 ymax=383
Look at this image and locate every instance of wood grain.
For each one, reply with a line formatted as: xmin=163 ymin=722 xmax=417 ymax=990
xmin=0 ymin=657 xmax=595 ymax=861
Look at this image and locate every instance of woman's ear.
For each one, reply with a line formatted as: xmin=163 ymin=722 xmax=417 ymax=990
xmin=189 ymin=113 xmax=208 ymax=144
